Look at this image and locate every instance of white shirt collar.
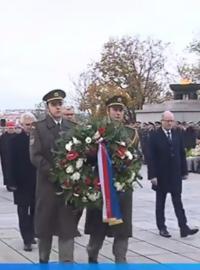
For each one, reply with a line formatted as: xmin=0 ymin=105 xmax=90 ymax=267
xmin=48 ymin=112 xmax=62 ymax=125
xmin=54 ymin=119 xmax=62 ymax=125
xmin=162 ymin=128 xmax=171 ymax=135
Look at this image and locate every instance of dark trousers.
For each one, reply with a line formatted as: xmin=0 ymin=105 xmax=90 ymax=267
xmin=17 ymin=205 xmax=35 ymax=245
xmin=156 ymin=191 xmax=187 ymax=230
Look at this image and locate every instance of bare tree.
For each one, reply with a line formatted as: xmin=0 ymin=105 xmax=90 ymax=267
xmin=177 ymin=38 xmax=200 ymax=82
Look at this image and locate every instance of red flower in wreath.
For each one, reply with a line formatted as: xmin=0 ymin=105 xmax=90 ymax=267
xmin=74 ymin=186 xmax=81 ymax=194
xmin=116 ymin=146 xmax=126 ymax=159
xmin=60 ymin=159 xmax=67 ymax=167
xmin=66 ymin=151 xmax=79 ymax=161
xmin=85 ymin=177 xmax=92 ymax=185
xmin=93 ymin=177 xmax=100 ymax=190
xmin=98 ymin=127 xmax=106 ymax=136
xmin=61 ymin=180 xmax=71 ymax=189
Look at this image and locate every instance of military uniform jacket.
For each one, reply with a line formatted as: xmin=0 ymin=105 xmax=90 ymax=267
xmin=84 ymin=124 xmax=139 ymax=238
xmin=30 ymin=114 xmax=79 ymax=238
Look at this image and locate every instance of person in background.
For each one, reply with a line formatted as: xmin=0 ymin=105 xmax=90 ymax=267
xmin=184 ymin=122 xmax=197 ymax=150
xmin=10 ymin=113 xmax=37 ymax=251
xmin=147 ymin=111 xmax=199 ymax=238
xmin=0 ymin=121 xmax=16 ymax=191
xmin=15 ymin=124 xmax=22 ymax=134
xmin=62 ymin=106 xmax=76 ymax=122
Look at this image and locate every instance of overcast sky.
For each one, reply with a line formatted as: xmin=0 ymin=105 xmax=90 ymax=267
xmin=0 ymin=0 xmax=200 ymax=109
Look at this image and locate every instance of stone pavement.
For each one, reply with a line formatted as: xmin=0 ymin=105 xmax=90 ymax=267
xmin=0 ymin=166 xmax=200 ymax=263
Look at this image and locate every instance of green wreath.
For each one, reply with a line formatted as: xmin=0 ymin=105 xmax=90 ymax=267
xmin=51 ymin=120 xmax=142 ymax=208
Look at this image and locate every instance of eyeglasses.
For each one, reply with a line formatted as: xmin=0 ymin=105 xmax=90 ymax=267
xmin=162 ymin=120 xmax=174 ymax=123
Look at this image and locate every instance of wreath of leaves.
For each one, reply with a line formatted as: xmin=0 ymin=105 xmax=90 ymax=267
xmin=51 ymin=120 xmax=142 ymax=208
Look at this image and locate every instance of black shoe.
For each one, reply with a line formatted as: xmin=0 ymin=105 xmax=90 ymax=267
xmin=31 ymin=238 xmax=37 ymax=244
xmin=180 ymin=227 xmax=199 ymax=238
xmin=8 ymin=186 xmax=17 ymax=191
xmin=39 ymin=259 xmax=48 ymax=264
xmin=24 ymin=244 xmax=32 ymax=251
xmin=88 ymin=257 xmax=98 ymax=263
xmin=159 ymin=229 xmax=171 ymax=238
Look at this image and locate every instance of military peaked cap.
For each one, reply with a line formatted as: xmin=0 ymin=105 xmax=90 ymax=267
xmin=105 ymin=95 xmax=127 ymax=107
xmin=42 ymin=89 xmax=66 ymax=103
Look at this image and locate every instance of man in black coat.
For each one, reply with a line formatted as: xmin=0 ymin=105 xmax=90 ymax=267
xmin=10 ymin=113 xmax=37 ymax=251
xmin=147 ymin=111 xmax=199 ymax=238
xmin=0 ymin=121 xmax=16 ymax=190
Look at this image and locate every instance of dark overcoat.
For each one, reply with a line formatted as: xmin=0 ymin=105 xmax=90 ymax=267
xmin=85 ymin=126 xmax=139 ymax=238
xmin=10 ymin=131 xmax=36 ymax=206
xmin=85 ymin=190 xmax=133 ymax=237
xmin=0 ymin=133 xmax=16 ymax=186
xmin=147 ymin=128 xmax=187 ymax=194
xmin=30 ymin=114 xmax=79 ymax=239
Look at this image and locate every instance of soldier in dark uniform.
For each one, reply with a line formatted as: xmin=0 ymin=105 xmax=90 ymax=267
xmin=30 ymin=89 xmax=79 ymax=263
xmin=84 ymin=95 xmax=139 ymax=263
xmin=10 ymin=113 xmax=37 ymax=251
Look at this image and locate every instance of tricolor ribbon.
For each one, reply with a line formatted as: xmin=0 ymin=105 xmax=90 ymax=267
xmin=97 ymin=142 xmax=123 ymax=225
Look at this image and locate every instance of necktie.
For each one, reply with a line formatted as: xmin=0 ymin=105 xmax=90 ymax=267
xmin=167 ymin=130 xmax=171 ymax=141
xmin=57 ymin=122 xmax=61 ymax=131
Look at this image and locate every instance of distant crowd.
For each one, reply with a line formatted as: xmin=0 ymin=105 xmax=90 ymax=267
xmin=135 ymin=121 xmax=200 ymax=164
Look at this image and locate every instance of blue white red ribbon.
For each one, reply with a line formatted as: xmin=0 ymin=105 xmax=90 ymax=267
xmin=97 ymin=143 xmax=123 ymax=225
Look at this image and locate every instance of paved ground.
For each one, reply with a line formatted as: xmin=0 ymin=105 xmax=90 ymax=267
xmin=0 ymin=165 xmax=200 ymax=263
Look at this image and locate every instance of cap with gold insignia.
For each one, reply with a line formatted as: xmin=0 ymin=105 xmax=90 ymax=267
xmin=42 ymin=89 xmax=66 ymax=103
xmin=105 ymin=95 xmax=127 ymax=108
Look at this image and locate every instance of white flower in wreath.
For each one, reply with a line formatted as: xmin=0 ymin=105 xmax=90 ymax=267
xmin=114 ymin=182 xmax=125 ymax=191
xmin=132 ymin=181 xmax=138 ymax=189
xmin=76 ymin=158 xmax=84 ymax=169
xmin=125 ymin=150 xmax=133 ymax=160
xmin=87 ymin=192 xmax=98 ymax=201
xmin=73 ymin=193 xmax=80 ymax=197
xmin=66 ymin=165 xmax=74 ymax=174
xmin=93 ymin=131 xmax=101 ymax=140
xmin=70 ymin=172 xmax=81 ymax=181
xmin=82 ymin=196 xmax=88 ymax=203
xmin=116 ymin=141 xmax=126 ymax=147
xmin=97 ymin=137 xmax=104 ymax=143
xmin=72 ymin=137 xmax=81 ymax=145
xmin=65 ymin=141 xmax=73 ymax=151
xmin=85 ymin=137 xmax=92 ymax=144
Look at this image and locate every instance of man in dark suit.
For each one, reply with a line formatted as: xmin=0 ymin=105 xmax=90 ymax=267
xmin=10 ymin=113 xmax=37 ymax=251
xmin=147 ymin=111 xmax=199 ymax=238
xmin=30 ymin=89 xmax=79 ymax=263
